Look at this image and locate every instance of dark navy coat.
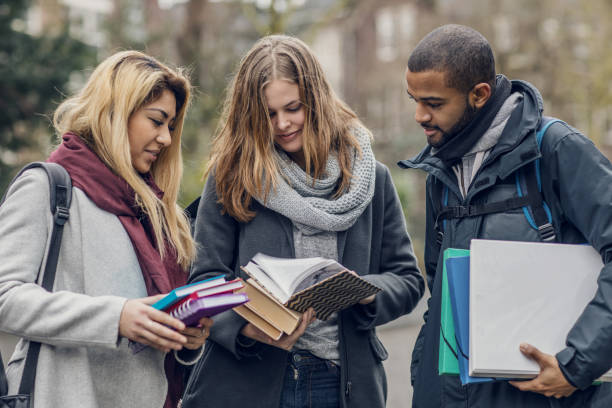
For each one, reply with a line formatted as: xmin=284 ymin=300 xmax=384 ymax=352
xmin=399 ymin=80 xmax=612 ymax=408
xmin=182 ymin=162 xmax=424 ymax=408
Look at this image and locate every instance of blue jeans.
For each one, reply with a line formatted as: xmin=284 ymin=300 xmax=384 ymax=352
xmin=279 ymin=351 xmax=340 ymax=408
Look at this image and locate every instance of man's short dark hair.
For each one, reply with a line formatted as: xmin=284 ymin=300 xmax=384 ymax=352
xmin=407 ymin=24 xmax=496 ymax=93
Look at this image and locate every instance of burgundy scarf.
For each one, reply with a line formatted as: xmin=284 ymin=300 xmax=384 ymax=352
xmin=48 ymin=133 xmax=186 ymax=408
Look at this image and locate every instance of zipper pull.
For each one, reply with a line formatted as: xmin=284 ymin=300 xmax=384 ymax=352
xmin=345 ymin=380 xmax=352 ymax=397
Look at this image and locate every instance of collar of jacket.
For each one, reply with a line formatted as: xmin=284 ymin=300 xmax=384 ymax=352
xmin=398 ymin=79 xmax=545 ymax=191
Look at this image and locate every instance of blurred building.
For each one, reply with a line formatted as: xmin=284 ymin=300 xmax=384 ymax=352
xmin=20 ymin=0 xmax=612 ymax=158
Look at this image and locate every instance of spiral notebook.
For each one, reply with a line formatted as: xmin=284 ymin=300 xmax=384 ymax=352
xmin=170 ymin=292 xmax=249 ymax=326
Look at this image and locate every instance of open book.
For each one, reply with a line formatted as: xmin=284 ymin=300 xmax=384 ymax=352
xmin=241 ymin=253 xmax=381 ymax=321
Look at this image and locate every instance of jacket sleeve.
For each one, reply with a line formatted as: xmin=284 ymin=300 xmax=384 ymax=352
xmin=351 ymin=164 xmax=425 ymax=329
xmin=542 ymin=125 xmax=612 ymax=388
xmin=0 ymin=169 xmax=126 ymax=349
xmin=188 ymin=174 xmax=247 ymax=358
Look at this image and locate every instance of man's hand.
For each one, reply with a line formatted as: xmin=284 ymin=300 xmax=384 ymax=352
xmin=240 ymin=308 xmax=316 ymax=351
xmin=180 ymin=316 xmax=214 ymax=350
xmin=509 ymin=343 xmax=577 ymax=398
xmin=119 ymin=295 xmax=187 ymax=353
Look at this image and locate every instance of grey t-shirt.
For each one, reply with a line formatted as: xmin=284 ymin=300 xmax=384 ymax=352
xmin=292 ymin=226 xmax=341 ymax=365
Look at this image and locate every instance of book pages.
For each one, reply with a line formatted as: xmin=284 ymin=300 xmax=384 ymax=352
xmin=250 ymin=253 xmax=337 ymax=297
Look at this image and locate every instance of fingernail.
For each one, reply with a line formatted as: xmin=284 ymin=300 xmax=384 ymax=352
xmin=519 ymin=343 xmax=528 ymax=352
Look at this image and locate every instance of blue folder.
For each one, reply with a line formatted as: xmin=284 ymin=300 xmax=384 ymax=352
xmin=445 ymin=255 xmax=494 ymax=385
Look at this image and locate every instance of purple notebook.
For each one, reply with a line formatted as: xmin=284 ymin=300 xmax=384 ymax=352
xmin=170 ymin=293 xmax=249 ymax=326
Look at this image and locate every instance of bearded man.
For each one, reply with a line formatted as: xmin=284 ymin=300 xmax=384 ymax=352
xmin=399 ymin=24 xmax=612 ymax=408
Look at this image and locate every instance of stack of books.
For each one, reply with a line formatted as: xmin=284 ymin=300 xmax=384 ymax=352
xmin=440 ymin=239 xmax=612 ymax=384
xmin=234 ymin=253 xmax=381 ymax=340
xmin=130 ymin=276 xmax=248 ymax=353
xmin=153 ymin=275 xmax=249 ymax=326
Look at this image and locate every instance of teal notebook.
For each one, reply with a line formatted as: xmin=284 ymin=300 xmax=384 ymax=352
xmin=438 ymin=248 xmax=469 ymax=375
xmin=152 ymin=275 xmax=226 ymax=310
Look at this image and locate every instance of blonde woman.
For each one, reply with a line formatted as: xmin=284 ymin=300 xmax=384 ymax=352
xmin=182 ymin=35 xmax=424 ymax=408
xmin=0 ymin=51 xmax=212 ymax=408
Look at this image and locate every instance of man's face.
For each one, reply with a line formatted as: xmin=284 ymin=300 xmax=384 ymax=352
xmin=405 ymin=68 xmax=477 ymax=148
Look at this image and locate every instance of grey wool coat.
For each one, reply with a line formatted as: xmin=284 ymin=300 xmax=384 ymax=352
xmin=0 ymin=168 xmax=168 ymax=408
xmin=181 ymin=161 xmax=425 ymax=408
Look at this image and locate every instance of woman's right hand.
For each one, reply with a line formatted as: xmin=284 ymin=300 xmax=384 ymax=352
xmin=239 ymin=308 xmax=316 ymax=351
xmin=119 ymin=295 xmax=188 ymax=353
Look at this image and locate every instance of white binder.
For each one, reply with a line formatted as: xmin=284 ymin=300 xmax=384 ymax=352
xmin=469 ymin=239 xmax=612 ymax=381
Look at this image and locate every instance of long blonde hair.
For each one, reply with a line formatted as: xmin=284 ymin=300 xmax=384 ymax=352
xmin=208 ymin=34 xmax=364 ymax=222
xmin=53 ymin=50 xmax=195 ymax=268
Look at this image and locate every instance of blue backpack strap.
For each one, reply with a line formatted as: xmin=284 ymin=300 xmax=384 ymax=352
xmin=434 ymin=118 xmax=563 ymax=244
xmin=515 ymin=118 xmax=562 ymax=241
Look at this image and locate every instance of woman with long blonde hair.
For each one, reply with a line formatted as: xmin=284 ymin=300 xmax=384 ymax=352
xmin=0 ymin=50 xmax=212 ymax=408
xmin=183 ymin=35 xmax=424 ymax=408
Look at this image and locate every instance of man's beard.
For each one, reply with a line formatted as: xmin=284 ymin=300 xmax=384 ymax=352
xmin=429 ymin=98 xmax=478 ymax=148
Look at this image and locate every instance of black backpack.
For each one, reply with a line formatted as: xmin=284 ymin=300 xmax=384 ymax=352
xmin=433 ymin=118 xmax=562 ymax=244
xmin=0 ymin=162 xmax=71 ymax=405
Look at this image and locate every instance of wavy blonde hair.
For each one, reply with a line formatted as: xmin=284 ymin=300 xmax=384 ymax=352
xmin=53 ymin=50 xmax=195 ymax=268
xmin=208 ymin=35 xmax=364 ymax=222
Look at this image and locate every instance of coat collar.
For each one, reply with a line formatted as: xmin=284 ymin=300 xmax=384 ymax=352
xmin=398 ymin=79 xmax=544 ymax=188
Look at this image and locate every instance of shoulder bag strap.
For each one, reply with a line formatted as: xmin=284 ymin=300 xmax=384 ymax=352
xmin=519 ymin=118 xmax=562 ymax=242
xmin=5 ymin=162 xmax=72 ymax=395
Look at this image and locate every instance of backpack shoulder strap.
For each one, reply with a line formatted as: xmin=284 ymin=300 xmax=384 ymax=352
xmin=431 ymin=177 xmax=449 ymax=245
xmin=2 ymin=162 xmax=72 ymax=395
xmin=434 ymin=118 xmax=563 ymax=243
xmin=516 ymin=117 xmax=562 ymax=242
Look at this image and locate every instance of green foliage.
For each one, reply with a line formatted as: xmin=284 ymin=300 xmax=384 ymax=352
xmin=0 ymin=0 xmax=96 ymax=193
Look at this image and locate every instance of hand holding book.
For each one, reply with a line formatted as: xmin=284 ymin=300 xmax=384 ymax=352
xmin=181 ymin=316 xmax=214 ymax=350
xmin=241 ymin=253 xmax=381 ymax=320
xmin=130 ymin=277 xmax=249 ymax=353
xmin=239 ymin=308 xmax=316 ymax=351
xmin=120 ymin=295 xmax=189 ymax=353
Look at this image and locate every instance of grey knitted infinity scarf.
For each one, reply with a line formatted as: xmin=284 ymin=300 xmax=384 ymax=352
xmin=256 ymin=126 xmax=376 ymax=235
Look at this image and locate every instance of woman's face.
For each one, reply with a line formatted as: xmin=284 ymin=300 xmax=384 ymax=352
xmin=128 ymin=89 xmax=176 ymax=174
xmin=264 ymin=79 xmax=306 ymax=167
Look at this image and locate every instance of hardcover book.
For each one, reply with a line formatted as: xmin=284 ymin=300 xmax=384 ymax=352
xmin=241 ymin=253 xmax=381 ymax=320
xmin=170 ymin=292 xmax=249 ymax=326
xmin=152 ymin=275 xmax=226 ymax=311
xmin=166 ymin=279 xmax=245 ymax=313
xmin=235 ymin=278 xmax=301 ymax=340
xmin=130 ymin=277 xmax=247 ymax=353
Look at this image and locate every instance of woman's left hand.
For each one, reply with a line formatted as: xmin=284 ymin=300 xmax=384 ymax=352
xmin=180 ymin=317 xmax=214 ymax=350
xmin=359 ymin=294 xmax=376 ymax=305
